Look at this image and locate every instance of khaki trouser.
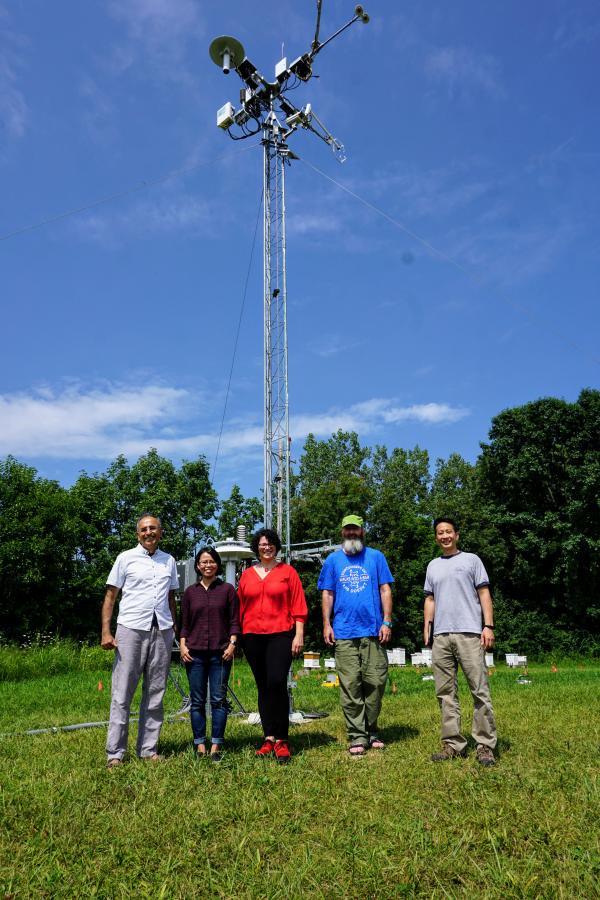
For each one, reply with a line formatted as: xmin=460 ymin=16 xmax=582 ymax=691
xmin=432 ymin=632 xmax=497 ymax=752
xmin=106 ymin=623 xmax=173 ymax=760
xmin=335 ymin=637 xmax=389 ymax=747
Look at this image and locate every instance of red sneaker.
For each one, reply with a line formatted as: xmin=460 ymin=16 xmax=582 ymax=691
xmin=273 ymin=740 xmax=291 ymax=764
xmin=256 ymin=739 xmax=275 ymax=758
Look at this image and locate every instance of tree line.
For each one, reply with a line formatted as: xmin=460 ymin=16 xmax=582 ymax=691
xmin=1 ymin=389 xmax=598 ymax=656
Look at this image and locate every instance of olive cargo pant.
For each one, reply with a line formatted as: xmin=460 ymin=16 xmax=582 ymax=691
xmin=335 ymin=637 xmax=389 ymax=747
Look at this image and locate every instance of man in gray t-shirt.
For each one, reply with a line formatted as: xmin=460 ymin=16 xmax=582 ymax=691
xmin=423 ymin=518 xmax=497 ymax=767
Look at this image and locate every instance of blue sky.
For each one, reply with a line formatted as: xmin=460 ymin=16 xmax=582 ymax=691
xmin=1 ymin=0 xmax=599 ymax=502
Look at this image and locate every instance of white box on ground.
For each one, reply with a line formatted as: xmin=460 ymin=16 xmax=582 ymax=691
xmin=303 ymin=652 xmax=320 ymax=669
xmin=386 ymin=647 xmax=406 ymax=666
xmin=506 ymin=653 xmax=527 ymax=667
xmin=324 ymin=657 xmax=336 ymax=669
xmin=411 ymin=653 xmax=424 ymax=666
xmin=485 ymin=653 xmax=494 ymax=667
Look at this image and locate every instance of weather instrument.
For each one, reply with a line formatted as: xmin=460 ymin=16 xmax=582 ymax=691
xmin=209 ymin=3 xmax=369 ymax=560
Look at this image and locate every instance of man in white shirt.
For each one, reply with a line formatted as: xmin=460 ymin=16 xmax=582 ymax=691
xmin=101 ymin=515 xmax=179 ymax=767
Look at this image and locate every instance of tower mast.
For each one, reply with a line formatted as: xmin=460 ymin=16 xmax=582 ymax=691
xmin=209 ymin=5 xmax=370 ymax=560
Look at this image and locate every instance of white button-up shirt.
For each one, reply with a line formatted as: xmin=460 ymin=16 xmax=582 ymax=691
xmin=107 ymin=544 xmax=179 ymax=630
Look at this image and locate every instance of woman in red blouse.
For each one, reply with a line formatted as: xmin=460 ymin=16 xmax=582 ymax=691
xmin=238 ymin=528 xmax=308 ymax=763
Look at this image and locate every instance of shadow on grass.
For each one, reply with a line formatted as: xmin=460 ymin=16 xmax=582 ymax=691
xmin=159 ymin=728 xmax=337 ymax=757
xmin=378 ymin=724 xmax=420 ymax=744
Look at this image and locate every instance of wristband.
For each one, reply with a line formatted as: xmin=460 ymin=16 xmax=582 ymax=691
xmin=382 ymin=620 xmax=392 ymax=628
xmin=483 ymin=624 xmax=494 ymax=630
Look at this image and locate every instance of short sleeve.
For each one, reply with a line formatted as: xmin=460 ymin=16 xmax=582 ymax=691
xmin=169 ymin=557 xmax=180 ymax=589
xmin=106 ymin=554 xmax=126 ymax=589
xmin=423 ymin=563 xmax=434 ymax=597
xmin=376 ymin=551 xmax=394 ymax=585
xmin=317 ymin=556 xmax=335 ymax=591
xmin=473 ymin=556 xmax=490 ymax=588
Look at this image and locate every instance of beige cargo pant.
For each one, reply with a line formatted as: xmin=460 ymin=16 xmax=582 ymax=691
xmin=432 ymin=632 xmax=496 ymax=752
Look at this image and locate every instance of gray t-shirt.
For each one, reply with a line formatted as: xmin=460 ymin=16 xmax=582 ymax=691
xmin=424 ymin=551 xmax=490 ymax=635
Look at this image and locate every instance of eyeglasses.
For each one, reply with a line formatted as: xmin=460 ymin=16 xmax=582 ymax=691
xmin=258 ymin=542 xmax=275 ymax=549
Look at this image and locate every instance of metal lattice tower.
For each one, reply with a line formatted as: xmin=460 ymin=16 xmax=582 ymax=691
xmin=263 ymin=117 xmax=291 ymax=550
xmin=209 ymin=5 xmax=369 ymax=561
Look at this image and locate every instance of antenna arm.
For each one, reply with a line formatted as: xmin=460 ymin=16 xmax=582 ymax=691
xmin=311 ymin=0 xmax=323 ymax=53
xmin=309 ymin=6 xmax=368 ymax=61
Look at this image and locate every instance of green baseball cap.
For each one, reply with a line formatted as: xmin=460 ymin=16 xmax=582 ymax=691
xmin=341 ymin=515 xmax=364 ymax=529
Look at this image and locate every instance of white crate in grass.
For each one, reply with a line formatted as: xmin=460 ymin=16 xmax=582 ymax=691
xmin=411 ymin=652 xmax=425 ymax=666
xmin=506 ymin=653 xmax=527 ymax=667
xmin=485 ymin=653 xmax=495 ymax=667
xmin=303 ymin=652 xmax=320 ymax=669
xmin=324 ymin=657 xmax=336 ymax=669
xmin=386 ymin=648 xmax=406 ymax=666
xmin=421 ymin=648 xmax=433 ymax=666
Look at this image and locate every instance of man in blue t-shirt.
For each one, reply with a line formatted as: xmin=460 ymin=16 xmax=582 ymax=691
xmin=423 ymin=517 xmax=497 ymax=767
xmin=318 ymin=515 xmax=394 ymax=756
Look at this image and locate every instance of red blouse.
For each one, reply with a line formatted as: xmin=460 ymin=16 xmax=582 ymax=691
xmin=237 ymin=563 xmax=308 ymax=635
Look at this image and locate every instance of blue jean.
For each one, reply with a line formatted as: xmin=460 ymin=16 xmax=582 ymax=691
xmin=185 ymin=651 xmax=232 ymax=746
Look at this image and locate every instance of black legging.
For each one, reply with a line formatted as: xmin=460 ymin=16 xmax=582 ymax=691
xmin=242 ymin=630 xmax=293 ymax=740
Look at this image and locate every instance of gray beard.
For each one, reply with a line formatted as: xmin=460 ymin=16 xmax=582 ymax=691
xmin=342 ymin=538 xmax=364 ymax=555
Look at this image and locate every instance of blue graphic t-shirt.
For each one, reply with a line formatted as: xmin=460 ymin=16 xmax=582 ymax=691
xmin=317 ymin=547 xmax=394 ymax=639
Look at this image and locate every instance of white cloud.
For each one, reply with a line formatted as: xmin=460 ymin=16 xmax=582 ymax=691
xmin=425 ymin=46 xmax=506 ymax=100
xmin=553 ymin=13 xmax=600 ymax=50
xmin=310 ymin=334 xmax=360 ymax=358
xmin=291 ymin=399 xmax=469 ymax=438
xmin=72 ymin=193 xmax=213 ymax=244
xmin=0 ymin=383 xmax=469 ymax=462
xmin=0 ymin=8 xmax=29 ymax=142
xmin=106 ymin=0 xmax=205 ymax=83
xmin=288 ymin=212 xmax=342 ymax=236
xmin=79 ymin=77 xmax=117 ymax=145
xmin=0 ymin=383 xmax=190 ymax=458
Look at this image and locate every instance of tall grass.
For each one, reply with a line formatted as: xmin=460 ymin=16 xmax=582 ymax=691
xmin=0 ymin=635 xmax=111 ymax=682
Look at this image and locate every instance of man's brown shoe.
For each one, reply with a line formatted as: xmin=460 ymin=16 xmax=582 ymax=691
xmin=431 ymin=743 xmax=467 ymax=762
xmin=476 ymin=745 xmax=496 ymax=767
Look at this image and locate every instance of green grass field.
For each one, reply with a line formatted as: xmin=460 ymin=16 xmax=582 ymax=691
xmin=1 ymin=650 xmax=599 ymax=899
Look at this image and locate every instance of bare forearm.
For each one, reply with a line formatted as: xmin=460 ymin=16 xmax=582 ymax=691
xmin=101 ymin=588 xmax=118 ymax=634
xmin=322 ymin=590 xmax=334 ymax=626
xmin=423 ymin=595 xmax=435 ymax=645
xmin=380 ymin=584 xmax=393 ymax=621
xmin=479 ymin=588 xmax=494 ymax=627
xmin=423 ymin=596 xmax=435 ymax=628
xmin=168 ymin=591 xmax=177 ymax=631
xmin=101 ymin=586 xmax=119 ymax=649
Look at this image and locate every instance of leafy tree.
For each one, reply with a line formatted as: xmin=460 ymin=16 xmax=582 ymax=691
xmin=217 ymin=484 xmax=263 ymax=541
xmin=478 ymin=390 xmax=600 ymax=651
xmin=0 ymin=458 xmax=77 ymax=640
xmin=368 ymin=446 xmax=433 ymax=649
xmin=291 ymin=431 xmax=372 ymax=544
xmin=68 ymin=450 xmax=218 ymax=637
